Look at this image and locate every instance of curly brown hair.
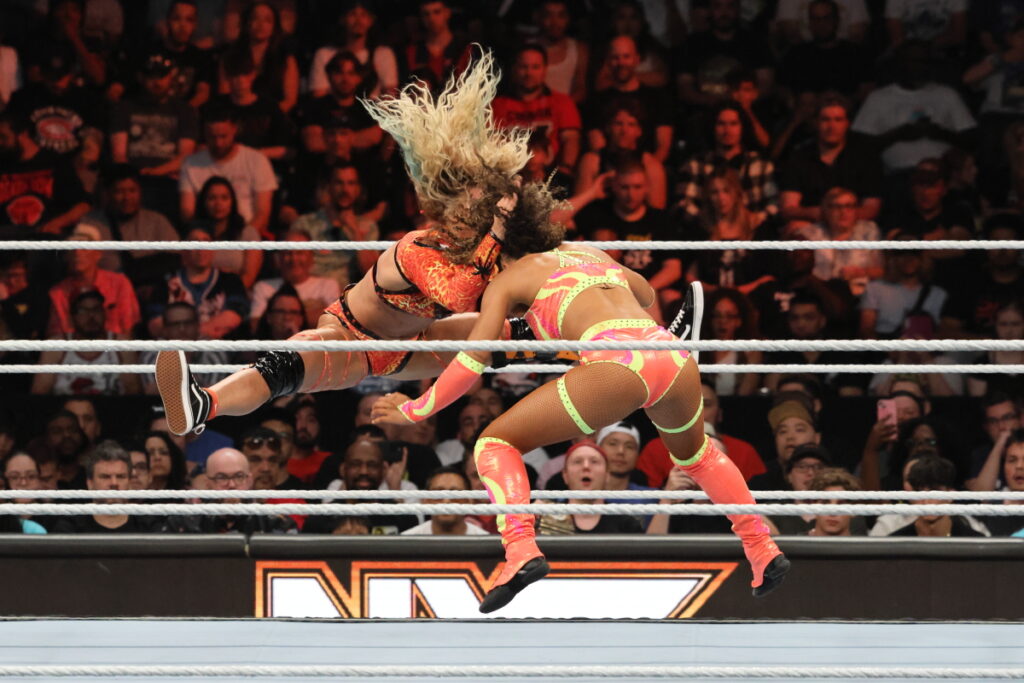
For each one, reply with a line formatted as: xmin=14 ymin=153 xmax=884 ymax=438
xmin=428 ymin=175 xmax=566 ymax=264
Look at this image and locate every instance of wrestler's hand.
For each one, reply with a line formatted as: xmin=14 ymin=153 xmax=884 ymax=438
xmin=371 ymin=393 xmax=414 ymax=425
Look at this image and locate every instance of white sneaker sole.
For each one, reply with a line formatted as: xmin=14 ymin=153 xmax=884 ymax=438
xmin=689 ymin=281 xmax=704 ymax=364
xmin=155 ymin=350 xmax=192 ymax=436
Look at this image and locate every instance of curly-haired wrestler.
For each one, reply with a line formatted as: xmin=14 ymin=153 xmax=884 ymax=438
xmin=155 ymin=50 xmax=561 ymax=436
xmin=372 ymin=218 xmax=790 ymax=613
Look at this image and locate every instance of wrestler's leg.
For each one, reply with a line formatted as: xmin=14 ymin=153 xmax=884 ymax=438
xmin=157 ymin=317 xmax=369 ymax=434
xmin=210 ymin=316 xmax=369 ymax=416
xmin=474 ymin=362 xmax=649 ymax=611
xmin=644 ymin=358 xmax=789 ymax=597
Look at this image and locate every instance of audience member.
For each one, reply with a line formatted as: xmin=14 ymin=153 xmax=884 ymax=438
xmin=0 ymin=111 xmax=90 ymax=235
xmin=575 ymin=103 xmax=667 ymax=208
xmin=141 ymin=302 xmax=231 ymax=393
xmin=750 ymin=398 xmax=822 ymax=489
xmin=143 ymin=431 xmax=189 ymax=490
xmin=535 ymin=0 xmax=589 ymax=103
xmin=852 ymin=42 xmax=975 ymax=175
xmin=770 ymin=443 xmax=834 ymax=534
xmin=240 ymin=426 xmax=303 ymax=491
xmin=179 ymin=106 xmax=278 ymax=239
xmin=492 ymin=45 xmax=581 ymax=174
xmin=776 ymin=0 xmax=869 ymax=47
xmin=308 ymin=1 xmax=399 ymax=99
xmin=537 ymin=441 xmax=643 ymax=534
xmin=401 ymin=467 xmax=490 ymax=535
xmin=192 ymin=176 xmax=263 ymax=289
xmin=966 ymin=392 xmax=1022 ymax=490
xmin=52 ymin=440 xmax=162 ymax=533
xmin=146 ymin=225 xmax=248 ymax=340
xmin=967 ymin=300 xmax=1024 ymax=398
xmin=250 ymin=230 xmax=341 ymax=330
xmin=400 ymin=0 xmax=471 ymax=93
xmin=676 ymin=103 xmax=778 ymax=221
xmin=884 ymin=455 xmax=985 ymax=537
xmin=218 ymin=1 xmax=299 ymax=113
xmin=780 ymin=94 xmax=882 ymax=225
xmin=793 ymin=188 xmax=882 ymax=297
xmin=699 ymin=288 xmax=763 ymax=396
xmin=977 ymin=430 xmax=1024 ymax=536
xmin=326 ymin=437 xmax=417 ymax=534
xmin=778 ymin=1 xmax=872 ymax=97
xmin=47 ymin=224 xmax=141 ymax=339
xmin=33 ymin=291 xmax=141 ymax=396
xmin=676 ymin=0 xmax=775 ymax=108
xmin=585 ymin=35 xmax=673 ymax=162
xmin=806 ymin=467 xmax=865 ymax=537
xmin=81 ymin=165 xmax=179 ymax=281
xmin=299 ymin=51 xmax=382 ymax=156
xmin=179 ymin=447 xmax=297 ymax=533
xmin=211 ymin=50 xmax=292 ymax=162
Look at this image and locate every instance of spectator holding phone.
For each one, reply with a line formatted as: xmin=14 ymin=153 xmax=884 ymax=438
xmin=860 ymin=389 xmax=930 ymax=491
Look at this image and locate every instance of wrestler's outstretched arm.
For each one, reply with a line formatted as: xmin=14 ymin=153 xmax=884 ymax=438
xmin=372 ymin=284 xmax=512 ymax=425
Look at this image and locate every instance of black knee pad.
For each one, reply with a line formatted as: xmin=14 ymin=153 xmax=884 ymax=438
xmin=252 ymin=351 xmax=306 ymax=401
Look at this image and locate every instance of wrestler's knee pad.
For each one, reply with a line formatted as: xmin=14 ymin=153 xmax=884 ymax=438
xmin=252 ymin=351 xmax=306 ymax=401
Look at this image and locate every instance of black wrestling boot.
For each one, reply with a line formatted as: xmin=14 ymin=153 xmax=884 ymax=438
xmin=479 ymin=557 xmax=550 ymax=614
xmin=752 ymin=555 xmax=791 ymax=598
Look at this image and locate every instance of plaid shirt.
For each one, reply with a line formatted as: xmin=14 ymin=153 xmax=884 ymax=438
xmin=675 ymin=150 xmax=778 ymax=218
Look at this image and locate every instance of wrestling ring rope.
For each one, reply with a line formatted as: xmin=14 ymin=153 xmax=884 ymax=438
xmin=2 ymin=238 xmax=1021 ymax=681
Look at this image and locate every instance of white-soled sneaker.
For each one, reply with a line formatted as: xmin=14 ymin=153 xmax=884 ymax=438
xmin=155 ymin=350 xmax=211 ymax=436
xmin=668 ymin=281 xmax=704 ymax=361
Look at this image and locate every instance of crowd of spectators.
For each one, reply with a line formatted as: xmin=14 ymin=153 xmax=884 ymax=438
xmin=0 ymin=0 xmax=1022 ymax=539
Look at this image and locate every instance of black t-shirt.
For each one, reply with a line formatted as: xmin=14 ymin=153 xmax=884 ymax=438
xmin=164 ymin=44 xmax=216 ymax=102
xmin=51 ymin=514 xmax=164 ymax=533
xmin=943 ymin=270 xmax=1022 ymax=333
xmin=668 ymin=514 xmax=734 ymax=534
xmin=780 ymin=141 xmax=883 ymax=207
xmin=206 ymin=95 xmax=292 ymax=151
xmin=881 ymin=204 xmax=974 ymax=240
xmin=283 ymin=153 xmax=389 ymax=215
xmin=683 ymin=219 xmax=779 ymax=292
xmin=575 ymin=515 xmax=643 ymax=534
xmin=889 ymin=516 xmax=986 ymax=537
xmin=110 ymin=96 xmax=199 ymax=168
xmin=779 ymin=41 xmax=872 ymax=96
xmin=0 ymin=150 xmax=88 ymax=230
xmin=275 ymin=474 xmax=307 ymax=491
xmin=298 ymin=94 xmax=377 ymax=132
xmin=980 ymin=513 xmax=1024 ymax=537
xmin=574 ymin=202 xmax=678 ymax=282
xmin=6 ymin=83 xmax=103 ymax=156
xmin=675 ymin=29 xmax=774 ymax=100
xmin=584 ymin=85 xmax=672 ymax=153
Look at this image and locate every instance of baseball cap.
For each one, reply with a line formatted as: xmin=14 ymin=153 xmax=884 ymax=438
xmin=768 ymin=400 xmax=815 ymax=433
xmin=596 ymin=421 xmax=641 ymax=448
xmin=784 ymin=443 xmax=832 ymax=473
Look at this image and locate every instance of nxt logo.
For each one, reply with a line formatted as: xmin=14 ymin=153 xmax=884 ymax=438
xmin=255 ymin=560 xmax=736 ymax=619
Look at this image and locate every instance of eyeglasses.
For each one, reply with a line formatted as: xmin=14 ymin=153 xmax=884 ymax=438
xmin=4 ymin=472 xmax=38 ymax=484
xmin=985 ymin=413 xmax=1020 ymax=427
xmin=791 ymin=462 xmax=824 ymax=473
xmin=269 ymin=430 xmax=293 ymax=442
xmin=243 ymin=436 xmax=281 ymax=450
xmin=209 ymin=472 xmax=249 ymax=484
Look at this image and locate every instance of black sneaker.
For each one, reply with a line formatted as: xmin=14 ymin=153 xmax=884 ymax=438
xmin=668 ymin=281 xmax=704 ymax=361
xmin=155 ymin=351 xmax=211 ymax=436
xmin=752 ymin=555 xmax=791 ymax=598
xmin=479 ymin=556 xmax=550 ymax=614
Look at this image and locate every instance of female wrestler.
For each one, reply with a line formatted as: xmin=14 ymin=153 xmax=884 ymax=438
xmin=372 ymin=225 xmax=789 ymax=613
xmin=156 ymin=51 xmax=558 ymax=436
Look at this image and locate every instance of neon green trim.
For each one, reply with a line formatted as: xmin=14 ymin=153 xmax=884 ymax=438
xmin=670 ymin=435 xmax=710 ymax=467
xmin=475 ymin=436 xmax=513 ymax=453
xmin=556 ymin=376 xmax=594 ymax=434
xmin=557 ymin=272 xmax=629 ymax=331
xmin=652 ymin=397 xmax=704 ymax=433
xmin=455 ymin=351 xmax=486 ymax=374
xmin=408 ymin=389 xmax=437 ymax=418
xmin=579 ymin=318 xmax=655 ymax=341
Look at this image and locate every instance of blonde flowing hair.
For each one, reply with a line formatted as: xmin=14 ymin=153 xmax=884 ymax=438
xmin=361 ymin=48 xmax=534 ymax=254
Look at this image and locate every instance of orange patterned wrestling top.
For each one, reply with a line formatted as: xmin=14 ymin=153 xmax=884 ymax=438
xmin=374 ymin=229 xmax=503 ymax=319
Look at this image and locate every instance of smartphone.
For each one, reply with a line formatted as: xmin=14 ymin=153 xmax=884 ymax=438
xmin=380 ymin=440 xmax=407 ymax=464
xmin=877 ymin=399 xmax=897 ymax=430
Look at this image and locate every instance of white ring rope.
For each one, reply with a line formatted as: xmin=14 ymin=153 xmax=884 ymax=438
xmin=5 ymin=489 xmax=1021 ymax=501
xmin=1 ymin=339 xmax=1020 ymax=352
xmin=5 ymin=363 xmax=1019 ymax=375
xmin=3 ymin=503 xmax=1022 ymax=516
xmin=0 ymin=664 xmax=1018 ymax=678
xmin=3 ymin=239 xmax=1022 ymax=251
